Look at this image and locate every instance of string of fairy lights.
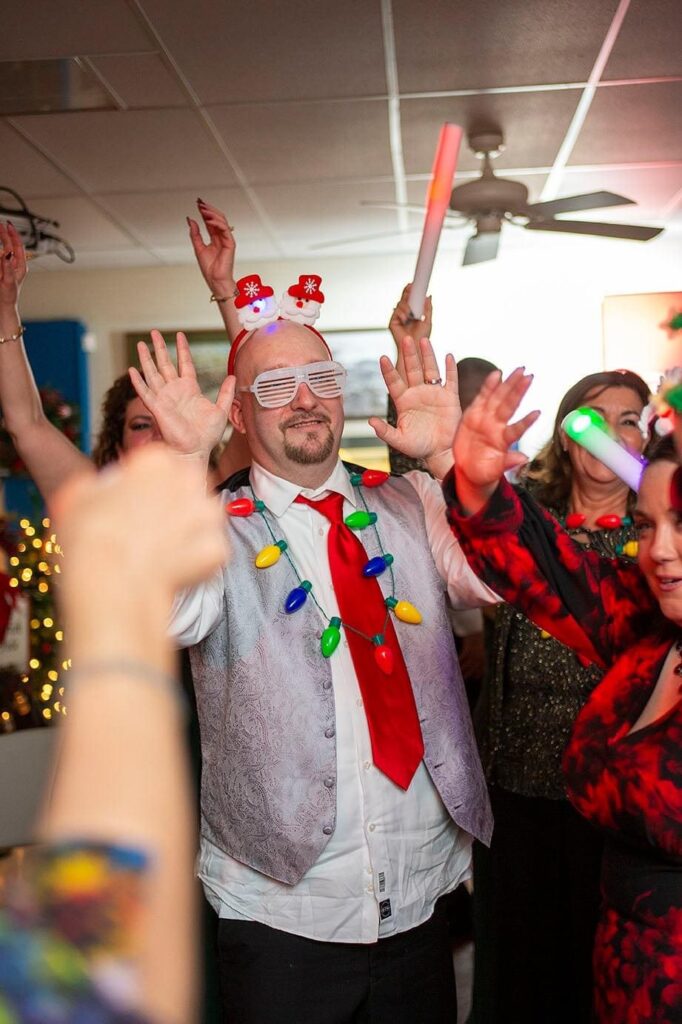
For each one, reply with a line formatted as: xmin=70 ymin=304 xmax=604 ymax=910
xmin=6 ymin=515 xmax=69 ymax=723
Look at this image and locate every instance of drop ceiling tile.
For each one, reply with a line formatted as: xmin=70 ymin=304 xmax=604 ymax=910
xmin=89 ymin=54 xmax=189 ymax=108
xmin=392 ymin=0 xmax=618 ymax=92
xmin=0 ymin=121 xmax=78 ymax=197
xmin=0 ymin=0 xmax=151 ymax=60
xmin=604 ymin=0 xmax=682 ymax=79
xmin=208 ymin=100 xmax=392 ymax=185
xmin=99 ymin=188 xmax=274 ymax=250
xmin=255 ymin=180 xmax=420 ymax=255
xmin=27 ymin=196 xmax=136 ymax=250
xmin=138 ymin=0 xmax=386 ymax=103
xmin=400 ymin=91 xmax=581 ymax=175
xmin=11 ymin=109 xmax=235 ymax=191
xmin=569 ymin=82 xmax=682 ymax=165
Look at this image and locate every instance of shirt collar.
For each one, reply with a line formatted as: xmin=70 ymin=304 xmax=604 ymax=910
xmin=250 ymin=460 xmax=358 ymax=519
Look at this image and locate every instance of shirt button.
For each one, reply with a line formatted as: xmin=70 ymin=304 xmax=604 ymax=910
xmin=368 ymin=823 xmax=376 ymax=832
xmin=356 ymin=698 xmax=363 ymax=707
xmin=322 ymin=679 xmax=332 ymax=690
xmin=324 ymin=726 xmax=335 ymax=738
xmin=318 ymin=527 xmax=325 ymax=537
xmin=322 ymin=825 xmax=333 ymax=835
xmin=365 ymin=865 xmax=372 ymax=875
xmin=363 ymin=761 xmax=371 ymax=771
xmin=324 ymin=777 xmax=334 ymax=788
xmin=366 ymin=885 xmax=373 ymax=894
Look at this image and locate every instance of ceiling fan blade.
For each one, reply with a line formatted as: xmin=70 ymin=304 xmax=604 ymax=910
xmin=527 ymin=191 xmax=635 ymax=217
xmin=360 ymin=200 xmax=465 ymax=222
xmin=310 ymin=228 xmax=423 ymax=250
xmin=463 ymin=230 xmax=500 ymax=266
xmin=525 ymin=218 xmax=663 ymax=241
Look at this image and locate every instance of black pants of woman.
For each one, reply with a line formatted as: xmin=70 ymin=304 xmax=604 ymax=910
xmin=471 ymin=785 xmax=603 ymax=1023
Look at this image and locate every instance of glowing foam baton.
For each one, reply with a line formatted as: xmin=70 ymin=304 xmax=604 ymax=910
xmin=561 ymin=407 xmax=648 ymax=492
xmin=409 ymin=123 xmax=463 ymax=320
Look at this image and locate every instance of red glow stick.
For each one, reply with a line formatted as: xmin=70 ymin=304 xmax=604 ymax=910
xmin=409 ymin=123 xmax=463 ymax=320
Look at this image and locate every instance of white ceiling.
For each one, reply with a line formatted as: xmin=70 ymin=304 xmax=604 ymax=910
xmin=1 ymin=0 xmax=680 ymax=270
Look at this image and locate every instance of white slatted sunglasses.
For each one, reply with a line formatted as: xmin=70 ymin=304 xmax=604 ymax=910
xmin=239 ymin=360 xmax=347 ymax=408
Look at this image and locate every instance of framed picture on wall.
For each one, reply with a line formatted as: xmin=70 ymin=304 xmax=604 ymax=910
xmin=602 ymin=292 xmax=682 ymax=388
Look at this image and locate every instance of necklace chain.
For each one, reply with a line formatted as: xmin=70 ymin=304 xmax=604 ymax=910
xmin=251 ymin=475 xmax=395 ymax=644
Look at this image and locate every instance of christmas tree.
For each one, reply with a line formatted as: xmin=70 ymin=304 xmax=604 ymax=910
xmin=5 ymin=515 xmax=68 ymax=725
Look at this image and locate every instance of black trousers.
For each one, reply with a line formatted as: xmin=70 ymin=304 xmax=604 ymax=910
xmin=471 ymin=785 xmax=603 ymax=1024
xmin=216 ymin=898 xmax=457 ymax=1023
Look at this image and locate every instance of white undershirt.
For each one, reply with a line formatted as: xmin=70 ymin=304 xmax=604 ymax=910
xmin=173 ymin=460 xmax=497 ymax=943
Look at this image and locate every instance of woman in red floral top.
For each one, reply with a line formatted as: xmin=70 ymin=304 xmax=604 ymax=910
xmin=445 ymin=368 xmax=682 ymax=1024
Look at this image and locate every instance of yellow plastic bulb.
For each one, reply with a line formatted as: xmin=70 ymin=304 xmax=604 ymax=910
xmin=621 ymin=540 xmax=638 ymax=558
xmin=255 ymin=543 xmax=284 ymax=568
xmin=393 ymin=600 xmax=422 ymax=625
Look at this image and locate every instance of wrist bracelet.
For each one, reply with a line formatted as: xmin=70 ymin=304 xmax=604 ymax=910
xmin=66 ymin=658 xmax=186 ymax=713
xmin=0 ymin=324 xmax=24 ymax=344
xmin=210 ymin=287 xmax=239 ymax=304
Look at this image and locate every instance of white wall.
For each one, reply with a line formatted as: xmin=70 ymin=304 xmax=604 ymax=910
xmin=20 ymin=225 xmax=682 ymax=455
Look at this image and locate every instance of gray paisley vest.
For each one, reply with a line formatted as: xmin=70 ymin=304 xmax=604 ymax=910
xmin=189 ymin=465 xmax=492 ymax=884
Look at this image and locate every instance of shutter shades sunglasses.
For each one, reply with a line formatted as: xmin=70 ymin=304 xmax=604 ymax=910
xmin=239 ymin=360 xmax=347 ymax=408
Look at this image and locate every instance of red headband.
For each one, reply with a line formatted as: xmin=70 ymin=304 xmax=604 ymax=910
xmin=228 ymin=320 xmax=333 ymax=377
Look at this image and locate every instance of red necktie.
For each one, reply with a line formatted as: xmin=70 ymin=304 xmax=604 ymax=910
xmin=296 ymin=492 xmax=424 ymax=789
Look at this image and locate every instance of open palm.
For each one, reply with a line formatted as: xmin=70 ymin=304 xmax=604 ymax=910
xmin=453 ymin=367 xmax=539 ymax=487
xmin=370 ymin=336 xmax=460 ymax=461
xmin=130 ymin=331 xmax=234 ymax=457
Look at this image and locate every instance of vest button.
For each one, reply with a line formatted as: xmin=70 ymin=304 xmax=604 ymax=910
xmin=324 ymin=777 xmax=334 ymax=788
xmin=322 ymin=825 xmax=333 ymax=835
xmin=324 ymin=726 xmax=335 ymax=738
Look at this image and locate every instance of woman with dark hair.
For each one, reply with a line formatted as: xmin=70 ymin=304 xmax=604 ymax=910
xmin=448 ymin=370 xmax=682 ymax=1023
xmin=470 ymin=369 xmax=650 ymax=1024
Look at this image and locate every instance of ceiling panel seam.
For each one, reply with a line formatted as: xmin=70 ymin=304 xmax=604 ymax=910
xmin=380 ymin=0 xmax=408 ymax=234
xmin=128 ymin=0 xmax=287 ymax=257
xmin=540 ymin=0 xmax=632 ymax=201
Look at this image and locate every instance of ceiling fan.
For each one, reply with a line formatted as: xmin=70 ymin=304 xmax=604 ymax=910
xmin=318 ymin=130 xmax=663 ymax=265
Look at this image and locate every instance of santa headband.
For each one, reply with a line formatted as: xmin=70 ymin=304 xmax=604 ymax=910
xmin=228 ymin=273 xmax=329 ymax=376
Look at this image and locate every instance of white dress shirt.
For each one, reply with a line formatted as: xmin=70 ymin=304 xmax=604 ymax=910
xmin=173 ymin=459 xmax=497 ymax=943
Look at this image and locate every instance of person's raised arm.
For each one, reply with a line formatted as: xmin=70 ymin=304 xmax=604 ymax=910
xmin=42 ymin=444 xmax=228 ymax=1024
xmin=188 ymin=199 xmax=242 ymax=342
xmin=0 ymin=222 xmax=92 ymax=498
xmin=446 ymin=370 xmax=652 ymax=666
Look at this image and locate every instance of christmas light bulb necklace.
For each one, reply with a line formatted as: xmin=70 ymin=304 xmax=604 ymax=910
xmin=226 ymin=468 xmax=422 ymax=672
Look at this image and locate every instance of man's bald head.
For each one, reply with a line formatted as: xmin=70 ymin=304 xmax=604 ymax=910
xmin=232 ymin=320 xmax=332 ymax=387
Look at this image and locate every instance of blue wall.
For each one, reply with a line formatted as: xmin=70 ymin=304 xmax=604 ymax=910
xmin=2 ymin=319 xmax=90 ymax=520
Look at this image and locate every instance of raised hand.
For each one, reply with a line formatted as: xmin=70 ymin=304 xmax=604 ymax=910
xmin=389 ymin=284 xmax=433 ymax=346
xmin=129 ymin=331 xmax=235 ymax=461
xmin=188 ymin=199 xmax=236 ymax=296
xmin=52 ymin=444 xmax=229 ymax=603
xmin=0 ymin=221 xmax=28 ymax=311
xmin=453 ymin=367 xmax=539 ymax=508
xmin=369 ymin=336 xmax=459 ymax=478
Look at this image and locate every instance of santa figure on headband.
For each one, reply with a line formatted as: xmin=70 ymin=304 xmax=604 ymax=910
xmin=234 ymin=274 xmax=278 ymax=330
xmin=280 ymin=274 xmax=325 ymax=326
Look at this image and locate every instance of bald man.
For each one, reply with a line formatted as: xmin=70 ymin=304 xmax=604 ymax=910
xmin=136 ymin=321 xmax=495 ymax=1024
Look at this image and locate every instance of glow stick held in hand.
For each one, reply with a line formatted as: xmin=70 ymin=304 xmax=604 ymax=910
xmin=409 ymin=123 xmax=463 ymax=320
xmin=562 ymin=407 xmax=648 ymax=492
